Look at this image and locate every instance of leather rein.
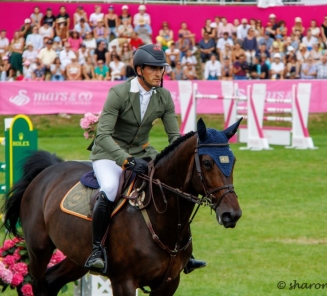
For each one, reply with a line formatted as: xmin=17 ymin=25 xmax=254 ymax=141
xmin=136 ymin=139 xmax=236 ymax=293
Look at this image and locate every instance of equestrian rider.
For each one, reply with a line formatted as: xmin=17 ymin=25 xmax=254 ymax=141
xmin=85 ymin=44 xmax=206 ymax=274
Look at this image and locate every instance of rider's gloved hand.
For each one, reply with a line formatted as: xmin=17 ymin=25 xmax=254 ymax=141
xmin=124 ymin=157 xmax=148 ymax=175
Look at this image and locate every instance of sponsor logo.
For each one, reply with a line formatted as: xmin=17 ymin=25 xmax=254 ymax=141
xmin=9 ymin=90 xmax=30 ymax=106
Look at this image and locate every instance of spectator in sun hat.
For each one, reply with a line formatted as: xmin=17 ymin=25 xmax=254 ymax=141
xmin=22 ymin=60 xmax=33 ymax=80
xmin=89 ymin=5 xmax=104 ymax=29
xmin=292 ymin=17 xmax=305 ymax=36
xmin=74 ymin=6 xmax=88 ymax=26
xmin=42 ymin=8 xmax=55 ymax=27
xmin=119 ymin=5 xmax=131 ymax=26
xmin=134 ymin=17 xmax=153 ymax=45
xmin=267 ymin=13 xmax=278 ymax=39
xmin=133 ymin=4 xmax=151 ymax=27
xmin=39 ymin=20 xmax=54 ymax=39
xmin=237 ymin=18 xmax=250 ymax=40
xmin=93 ymin=19 xmax=108 ymax=45
xmin=22 ymin=42 xmax=38 ymax=68
xmin=302 ymin=29 xmax=318 ymax=50
xmin=0 ymin=55 xmax=13 ymax=81
xmin=20 ymin=18 xmax=33 ymax=40
xmin=74 ymin=18 xmax=91 ymax=39
xmin=296 ymin=43 xmax=310 ymax=64
xmin=270 ymin=52 xmax=284 ymax=79
xmin=56 ymin=6 xmax=70 ymax=31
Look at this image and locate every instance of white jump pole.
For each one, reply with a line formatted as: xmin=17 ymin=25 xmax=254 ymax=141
xmin=179 ymin=81 xmax=195 ymax=135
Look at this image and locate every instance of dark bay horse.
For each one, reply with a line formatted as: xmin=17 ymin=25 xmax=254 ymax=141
xmin=3 ymin=118 xmax=242 ymax=296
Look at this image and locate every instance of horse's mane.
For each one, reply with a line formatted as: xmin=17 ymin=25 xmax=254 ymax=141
xmin=154 ymin=131 xmax=196 ymax=165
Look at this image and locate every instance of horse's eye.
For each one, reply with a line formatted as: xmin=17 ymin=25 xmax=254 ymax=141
xmin=203 ymin=160 xmax=212 ymax=170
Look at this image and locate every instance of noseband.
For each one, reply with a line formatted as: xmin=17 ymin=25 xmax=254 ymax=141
xmin=194 ymin=140 xmax=236 ymax=211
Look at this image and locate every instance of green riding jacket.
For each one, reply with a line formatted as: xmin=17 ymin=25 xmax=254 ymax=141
xmin=90 ymin=77 xmax=180 ymax=166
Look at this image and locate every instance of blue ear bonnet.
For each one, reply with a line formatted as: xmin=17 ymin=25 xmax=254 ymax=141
xmin=198 ymin=128 xmax=234 ymax=177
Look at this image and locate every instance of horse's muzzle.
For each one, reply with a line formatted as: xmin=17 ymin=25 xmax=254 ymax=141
xmin=217 ymin=210 xmax=242 ymax=228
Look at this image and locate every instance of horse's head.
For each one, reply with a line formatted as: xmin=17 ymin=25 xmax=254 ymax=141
xmin=192 ymin=118 xmax=242 ymax=228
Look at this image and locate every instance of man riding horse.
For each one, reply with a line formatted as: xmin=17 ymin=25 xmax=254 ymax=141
xmin=85 ymin=44 xmax=206 ymax=274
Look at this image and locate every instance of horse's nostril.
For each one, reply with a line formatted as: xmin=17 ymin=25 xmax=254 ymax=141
xmin=222 ymin=212 xmax=233 ymax=223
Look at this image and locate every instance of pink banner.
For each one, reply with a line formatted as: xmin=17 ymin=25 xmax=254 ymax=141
xmin=1 ymin=2 xmax=327 ymax=41
xmin=0 ymin=80 xmax=326 ymax=115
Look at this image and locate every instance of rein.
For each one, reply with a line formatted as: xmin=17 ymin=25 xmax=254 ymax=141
xmin=136 ymin=139 xmax=236 ymax=293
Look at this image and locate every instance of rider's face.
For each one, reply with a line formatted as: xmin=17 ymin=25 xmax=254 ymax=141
xmin=138 ymin=65 xmax=165 ymax=89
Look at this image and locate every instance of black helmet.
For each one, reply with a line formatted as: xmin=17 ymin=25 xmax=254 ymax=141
xmin=133 ymin=44 xmax=169 ymax=73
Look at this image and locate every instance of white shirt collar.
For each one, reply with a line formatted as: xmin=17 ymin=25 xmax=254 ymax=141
xmin=136 ymin=78 xmax=153 ymax=96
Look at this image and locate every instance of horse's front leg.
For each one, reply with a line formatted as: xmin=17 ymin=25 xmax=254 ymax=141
xmin=149 ymin=275 xmax=180 ymax=296
xmin=111 ymin=278 xmax=138 ymax=296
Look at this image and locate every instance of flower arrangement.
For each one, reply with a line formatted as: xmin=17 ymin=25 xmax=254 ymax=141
xmin=80 ymin=112 xmax=101 ymax=140
xmin=0 ymin=238 xmax=66 ymax=295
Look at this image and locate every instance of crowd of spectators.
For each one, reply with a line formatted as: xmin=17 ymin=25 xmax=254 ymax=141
xmin=1 ymin=5 xmax=327 ymax=82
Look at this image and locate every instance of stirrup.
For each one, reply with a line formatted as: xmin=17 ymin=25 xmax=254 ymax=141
xmin=84 ymin=246 xmax=108 ymax=274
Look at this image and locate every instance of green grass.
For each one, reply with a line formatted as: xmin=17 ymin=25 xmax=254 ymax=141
xmin=0 ymin=114 xmax=327 ymax=296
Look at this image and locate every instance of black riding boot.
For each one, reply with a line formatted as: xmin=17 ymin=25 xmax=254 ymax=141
xmin=183 ymin=254 xmax=207 ymax=274
xmin=85 ymin=191 xmax=114 ymax=270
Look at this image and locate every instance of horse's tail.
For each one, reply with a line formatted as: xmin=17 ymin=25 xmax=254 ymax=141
xmin=2 ymin=150 xmax=63 ymax=238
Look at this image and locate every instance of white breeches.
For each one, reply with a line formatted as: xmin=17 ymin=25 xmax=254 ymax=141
xmin=92 ymin=159 xmax=123 ymax=202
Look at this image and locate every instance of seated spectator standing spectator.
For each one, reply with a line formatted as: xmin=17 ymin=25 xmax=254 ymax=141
xmin=231 ymin=32 xmax=242 ymax=48
xmin=0 ymin=30 xmax=9 ymax=59
xmin=10 ymin=31 xmax=25 ymax=74
xmin=105 ymin=6 xmax=119 ymax=40
xmin=233 ymin=54 xmax=248 ymax=80
xmin=216 ymin=32 xmax=233 ymax=59
xmin=120 ymin=43 xmax=133 ymax=66
xmin=296 ymin=43 xmax=310 ymax=64
xmin=83 ymin=56 xmax=95 ymax=80
xmin=89 ymin=5 xmax=104 ymax=29
xmin=134 ymin=18 xmax=152 ymax=45
xmin=178 ymin=22 xmax=196 ymax=48
xmin=119 ymin=5 xmax=132 ymax=26
xmin=74 ymin=18 xmax=91 ymax=39
xmin=221 ymin=58 xmax=233 ymax=80
xmin=23 ymin=42 xmax=38 ymax=68
xmin=74 ymin=6 xmax=88 ymax=26
xmin=249 ymin=56 xmax=268 ymax=80
xmin=237 ymin=19 xmax=250 ymax=41
xmin=285 ymin=54 xmax=300 ymax=79
xmin=0 ymin=56 xmax=13 ymax=81
xmin=53 ymin=36 xmax=62 ymax=57
xmin=181 ymin=49 xmax=197 ymax=67
xmin=56 ymin=18 xmax=69 ymax=45
xmin=302 ymin=29 xmax=318 ymax=50
xmin=201 ymin=19 xmax=216 ymax=40
xmin=255 ymin=19 xmax=264 ymax=40
xmin=51 ymin=57 xmax=65 ymax=81
xmin=93 ymin=19 xmax=108 ymax=45
xmin=78 ymin=44 xmax=90 ymax=65
xmin=218 ymin=17 xmax=233 ymax=39
xmin=255 ymin=42 xmax=270 ymax=60
xmin=183 ymin=61 xmax=197 ymax=80
xmin=133 ymin=5 xmax=151 ymax=27
xmin=68 ymin=30 xmax=83 ymax=53
xmin=258 ymin=31 xmax=274 ymax=51
xmin=309 ymin=20 xmax=320 ymax=38
xmin=232 ymin=19 xmax=240 ymax=35
xmin=94 ymin=59 xmax=110 ymax=80
xmin=93 ymin=41 xmax=109 ymax=65
xmin=292 ymin=17 xmax=305 ymax=38
xmin=26 ymin=26 xmax=43 ymax=51
xmin=42 ymin=8 xmax=56 ymax=28
xmin=321 ymin=16 xmax=327 ymax=45
xmin=59 ymin=42 xmax=76 ymax=68
xmin=129 ymin=32 xmax=143 ymax=51
xmin=38 ymin=39 xmax=56 ymax=72
xmin=30 ymin=6 xmax=43 ymax=28
xmin=276 ymin=20 xmax=287 ymax=39
xmin=56 ymin=6 xmax=70 ymax=33
xmin=109 ymin=54 xmax=125 ymax=80
xmin=33 ymin=61 xmax=45 ymax=81
xmin=232 ymin=41 xmax=245 ymax=62
xmin=220 ymin=43 xmax=232 ymax=62
xmin=270 ymin=53 xmax=285 ymax=79
xmin=171 ymin=61 xmax=183 ymax=80
xmin=271 ymin=42 xmax=285 ymax=63
xmin=20 ymin=18 xmax=33 ymax=40
xmin=310 ymin=43 xmax=322 ymax=64
xmin=274 ymin=34 xmax=284 ymax=52
xmin=39 ymin=20 xmax=54 ymax=39
xmin=157 ymin=22 xmax=174 ymax=51
xmin=317 ymin=55 xmax=327 ymax=79
xmin=300 ymin=56 xmax=317 ymax=79
xmin=243 ymin=27 xmax=258 ymax=64
xmin=165 ymin=42 xmax=180 ymax=68
xmin=118 ymin=18 xmax=134 ymax=39
xmin=204 ymin=53 xmax=221 ymax=80
xmin=83 ymin=32 xmax=97 ymax=55
xmin=22 ymin=60 xmax=33 ymax=81
xmin=66 ymin=56 xmax=82 ymax=80
xmin=176 ymin=33 xmax=191 ymax=60
xmin=199 ymin=32 xmax=216 ymax=65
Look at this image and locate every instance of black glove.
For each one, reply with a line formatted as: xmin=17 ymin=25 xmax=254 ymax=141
xmin=124 ymin=157 xmax=148 ymax=175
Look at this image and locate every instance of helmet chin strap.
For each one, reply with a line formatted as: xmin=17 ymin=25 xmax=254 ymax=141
xmin=140 ymin=66 xmax=164 ymax=90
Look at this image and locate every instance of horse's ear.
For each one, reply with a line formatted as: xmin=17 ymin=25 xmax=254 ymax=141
xmin=197 ymin=118 xmax=207 ymax=141
xmin=224 ymin=117 xmax=243 ymax=140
